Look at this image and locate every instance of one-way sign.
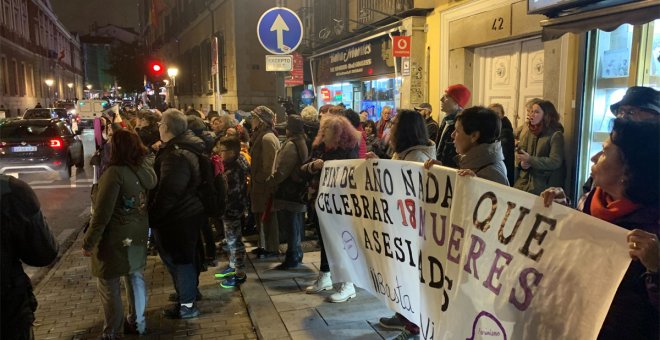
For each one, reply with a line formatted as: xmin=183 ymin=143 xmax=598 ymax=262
xmin=257 ymin=7 xmax=303 ymax=55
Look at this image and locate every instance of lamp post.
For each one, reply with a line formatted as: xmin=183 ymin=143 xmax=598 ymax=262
xmin=167 ymin=67 xmax=178 ymax=108
xmin=44 ymin=79 xmax=54 ymax=106
xmin=67 ymin=83 xmax=74 ymax=100
xmin=86 ymin=84 xmax=93 ymax=99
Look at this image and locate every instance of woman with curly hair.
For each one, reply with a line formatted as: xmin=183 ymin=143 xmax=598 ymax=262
xmin=301 ymin=114 xmax=361 ymax=303
xmin=514 ymin=100 xmax=565 ymax=194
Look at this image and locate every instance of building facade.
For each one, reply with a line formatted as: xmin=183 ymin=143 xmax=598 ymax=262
xmin=0 ymin=0 xmax=83 ymax=116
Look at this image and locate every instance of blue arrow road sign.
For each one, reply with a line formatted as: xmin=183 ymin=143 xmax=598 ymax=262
xmin=257 ymin=7 xmax=303 ymax=55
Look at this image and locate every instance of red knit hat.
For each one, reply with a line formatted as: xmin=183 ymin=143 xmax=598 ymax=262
xmin=445 ymin=84 xmax=471 ymax=108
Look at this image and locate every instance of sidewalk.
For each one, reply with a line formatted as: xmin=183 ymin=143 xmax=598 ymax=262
xmin=33 ymin=232 xmax=400 ymax=339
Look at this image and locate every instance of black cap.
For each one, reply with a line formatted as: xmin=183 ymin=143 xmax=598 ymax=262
xmin=286 ymin=114 xmax=305 ymax=134
xmin=610 ymin=86 xmax=660 ymax=116
xmin=414 ymin=103 xmax=432 ymax=111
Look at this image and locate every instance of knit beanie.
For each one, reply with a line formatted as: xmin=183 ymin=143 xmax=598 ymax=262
xmin=445 ymin=84 xmax=471 ymax=108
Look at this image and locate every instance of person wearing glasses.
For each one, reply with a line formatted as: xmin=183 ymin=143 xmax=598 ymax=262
xmin=414 ymin=102 xmax=438 ymax=143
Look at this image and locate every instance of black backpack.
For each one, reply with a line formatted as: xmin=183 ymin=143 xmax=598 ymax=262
xmin=176 ymin=145 xmax=223 ymax=218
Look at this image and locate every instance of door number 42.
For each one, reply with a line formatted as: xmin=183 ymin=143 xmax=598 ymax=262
xmin=492 ymin=17 xmax=504 ymax=31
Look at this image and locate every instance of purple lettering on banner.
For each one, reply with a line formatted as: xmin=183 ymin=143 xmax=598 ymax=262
xmin=483 ymin=248 xmax=514 ymax=295
xmin=467 ymin=310 xmax=507 ymax=340
xmin=433 ymin=214 xmax=448 ymax=246
xmin=463 ymin=234 xmax=486 ymax=279
xmin=509 ymin=267 xmax=544 ymax=311
xmin=447 ymin=224 xmax=464 ymax=264
xmin=342 ymin=230 xmax=359 ymax=260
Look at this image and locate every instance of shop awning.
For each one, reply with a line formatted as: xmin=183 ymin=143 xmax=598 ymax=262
xmin=540 ymin=1 xmax=660 ymax=41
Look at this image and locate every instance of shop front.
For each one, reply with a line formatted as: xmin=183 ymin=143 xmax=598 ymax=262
xmin=312 ymin=34 xmax=400 ymax=121
xmin=538 ymin=0 xmax=660 ymax=198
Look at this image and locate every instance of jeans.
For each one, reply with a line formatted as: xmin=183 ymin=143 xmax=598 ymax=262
xmin=157 ymin=247 xmax=199 ymax=305
xmin=277 ymin=209 xmax=303 ymax=265
xmin=97 ymin=271 xmax=146 ymax=336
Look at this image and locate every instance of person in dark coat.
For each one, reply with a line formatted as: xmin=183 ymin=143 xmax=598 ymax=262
xmin=1 ymin=175 xmax=59 ymax=340
xmin=148 ymin=109 xmax=206 ymax=319
xmin=135 ymin=109 xmax=160 ymax=152
xmin=300 ymin=105 xmax=320 ymax=157
xmin=489 ymin=103 xmax=515 ymax=185
xmin=267 ymin=115 xmax=309 ymax=270
xmin=415 ymin=102 xmax=439 ymax=143
xmin=542 ymin=119 xmax=659 ymax=340
xmin=436 ymin=84 xmax=471 ymax=168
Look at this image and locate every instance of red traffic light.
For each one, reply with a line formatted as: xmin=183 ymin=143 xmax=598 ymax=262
xmin=148 ymin=61 xmax=164 ymax=75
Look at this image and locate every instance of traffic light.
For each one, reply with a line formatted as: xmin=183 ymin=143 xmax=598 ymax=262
xmin=146 ymin=60 xmax=165 ymax=85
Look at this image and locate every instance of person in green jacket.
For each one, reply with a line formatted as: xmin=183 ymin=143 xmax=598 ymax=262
xmin=514 ymin=100 xmax=565 ymax=195
xmin=83 ymin=129 xmax=157 ymax=338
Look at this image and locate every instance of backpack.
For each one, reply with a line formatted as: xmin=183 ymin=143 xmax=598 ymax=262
xmin=176 ymin=145 xmax=223 ymax=218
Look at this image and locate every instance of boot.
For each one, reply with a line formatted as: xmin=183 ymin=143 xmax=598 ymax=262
xmin=327 ymin=282 xmax=356 ymax=303
xmin=305 ymin=271 xmax=332 ymax=294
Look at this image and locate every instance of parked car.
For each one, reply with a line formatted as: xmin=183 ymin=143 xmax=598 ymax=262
xmin=0 ymin=119 xmax=84 ymax=180
xmin=77 ymin=99 xmax=109 ymax=129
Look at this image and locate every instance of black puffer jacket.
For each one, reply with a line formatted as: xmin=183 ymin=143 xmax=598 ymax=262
xmin=149 ymin=130 xmax=205 ymax=226
xmin=136 ymin=124 xmax=160 ymax=149
xmin=1 ymin=175 xmax=58 ymax=338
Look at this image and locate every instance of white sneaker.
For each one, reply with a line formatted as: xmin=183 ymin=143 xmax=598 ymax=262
xmin=305 ymin=271 xmax=332 ymax=294
xmin=327 ymin=282 xmax=356 ymax=303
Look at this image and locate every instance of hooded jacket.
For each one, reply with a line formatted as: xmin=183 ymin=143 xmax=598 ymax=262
xmin=392 ymin=141 xmax=437 ymax=163
xmin=458 ymin=142 xmax=509 ymax=186
xmin=84 ymin=155 xmax=157 ymax=279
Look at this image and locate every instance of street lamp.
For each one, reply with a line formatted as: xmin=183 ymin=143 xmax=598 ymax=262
xmin=67 ymin=83 xmax=73 ymax=100
xmin=45 ymin=79 xmax=54 ymax=106
xmin=86 ymin=84 xmax=93 ymax=99
xmin=167 ymin=67 xmax=179 ymax=108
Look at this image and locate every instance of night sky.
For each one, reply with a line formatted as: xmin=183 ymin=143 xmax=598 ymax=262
xmin=50 ymin=0 xmax=141 ymax=34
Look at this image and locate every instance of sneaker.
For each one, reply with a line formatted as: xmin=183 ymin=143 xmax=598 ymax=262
xmin=162 ymin=304 xmax=200 ymax=319
xmin=393 ymin=329 xmax=419 ymax=340
xmin=214 ymin=266 xmax=236 ymax=278
xmin=220 ymin=274 xmax=247 ymax=288
xmin=327 ymin=282 xmax=356 ymax=303
xmin=305 ymin=271 xmax=332 ymax=294
xmin=379 ymin=314 xmax=406 ymax=331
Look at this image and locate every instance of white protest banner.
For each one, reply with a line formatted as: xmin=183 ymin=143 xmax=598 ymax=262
xmin=316 ymin=159 xmax=631 ymax=340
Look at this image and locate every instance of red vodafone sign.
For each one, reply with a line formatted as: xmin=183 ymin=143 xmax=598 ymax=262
xmin=392 ymin=36 xmax=411 ymax=57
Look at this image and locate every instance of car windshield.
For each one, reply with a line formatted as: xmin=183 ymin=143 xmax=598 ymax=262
xmin=0 ymin=124 xmax=59 ymax=138
xmin=24 ymin=109 xmax=55 ymax=119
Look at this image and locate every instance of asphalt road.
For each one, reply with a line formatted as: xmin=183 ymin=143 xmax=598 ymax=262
xmin=15 ymin=129 xmax=97 ymax=284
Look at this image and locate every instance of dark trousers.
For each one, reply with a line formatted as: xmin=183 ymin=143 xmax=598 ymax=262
xmin=314 ymin=219 xmax=330 ymax=272
xmin=277 ymin=209 xmax=304 ymax=265
xmin=157 ymin=248 xmax=199 ymax=304
xmin=199 ymin=217 xmax=216 ymax=260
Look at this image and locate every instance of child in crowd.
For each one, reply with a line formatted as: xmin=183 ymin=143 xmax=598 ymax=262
xmin=213 ymin=136 xmax=251 ymax=288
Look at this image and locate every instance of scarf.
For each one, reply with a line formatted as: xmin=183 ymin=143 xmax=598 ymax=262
xmin=589 ymin=187 xmax=640 ymax=223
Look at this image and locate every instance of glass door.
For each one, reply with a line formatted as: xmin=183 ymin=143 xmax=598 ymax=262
xmin=577 ymin=20 xmax=660 ymax=196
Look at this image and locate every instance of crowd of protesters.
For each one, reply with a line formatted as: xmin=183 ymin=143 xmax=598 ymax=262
xmin=13 ymin=84 xmax=651 ymax=339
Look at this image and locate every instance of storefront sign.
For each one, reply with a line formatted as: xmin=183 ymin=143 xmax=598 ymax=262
xmin=392 ymin=36 xmax=411 ymax=57
xmin=317 ymin=159 xmax=631 ymax=340
xmin=265 ymin=55 xmax=293 ymax=71
xmin=320 ymin=87 xmax=331 ymax=101
xmin=301 ymin=89 xmax=314 ymax=105
xmin=285 ymin=52 xmax=304 ymax=86
xmin=401 ymin=57 xmax=410 ymax=76
xmin=316 ymin=35 xmax=396 ymax=84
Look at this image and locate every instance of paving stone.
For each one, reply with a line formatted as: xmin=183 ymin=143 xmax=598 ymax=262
xmin=280 ymin=308 xmax=327 ymax=332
